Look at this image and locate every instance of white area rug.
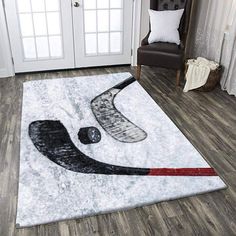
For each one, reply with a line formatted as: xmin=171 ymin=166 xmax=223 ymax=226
xmin=17 ymin=72 xmax=226 ymax=227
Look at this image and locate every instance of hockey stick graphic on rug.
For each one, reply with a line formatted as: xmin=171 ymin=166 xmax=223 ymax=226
xmin=91 ymin=77 xmax=147 ymax=143
xmin=29 ymin=120 xmax=217 ymax=176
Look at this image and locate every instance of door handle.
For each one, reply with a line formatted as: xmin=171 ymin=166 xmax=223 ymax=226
xmin=74 ymin=1 xmax=80 ymax=7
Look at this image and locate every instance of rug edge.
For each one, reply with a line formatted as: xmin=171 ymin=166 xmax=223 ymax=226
xmin=16 ymin=183 xmax=227 ymax=228
xmin=22 ymin=72 xmax=133 ymax=85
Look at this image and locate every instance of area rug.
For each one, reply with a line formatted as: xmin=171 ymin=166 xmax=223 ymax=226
xmin=17 ymin=72 xmax=226 ymax=227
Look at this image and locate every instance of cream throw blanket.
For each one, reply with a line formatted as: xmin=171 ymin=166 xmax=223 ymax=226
xmin=184 ymin=57 xmax=219 ymax=92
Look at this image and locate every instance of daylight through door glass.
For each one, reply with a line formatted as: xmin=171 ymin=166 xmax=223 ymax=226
xmin=83 ymin=0 xmax=123 ymax=56
xmin=17 ymin=0 xmax=63 ymax=60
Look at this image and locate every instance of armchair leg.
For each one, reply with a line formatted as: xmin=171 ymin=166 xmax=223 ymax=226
xmin=136 ymin=65 xmax=141 ymax=80
xmin=176 ymin=70 xmax=181 ymax=86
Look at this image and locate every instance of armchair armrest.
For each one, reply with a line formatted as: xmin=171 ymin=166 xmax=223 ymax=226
xmin=141 ymin=31 xmax=151 ymax=46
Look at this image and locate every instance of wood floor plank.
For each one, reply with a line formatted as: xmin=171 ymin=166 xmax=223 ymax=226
xmin=0 ymin=66 xmax=236 ymax=236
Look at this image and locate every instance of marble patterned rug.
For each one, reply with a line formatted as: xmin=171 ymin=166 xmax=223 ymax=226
xmin=17 ymin=72 xmax=226 ymax=227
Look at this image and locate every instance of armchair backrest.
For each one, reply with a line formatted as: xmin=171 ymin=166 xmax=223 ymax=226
xmin=150 ymin=0 xmax=193 ymax=44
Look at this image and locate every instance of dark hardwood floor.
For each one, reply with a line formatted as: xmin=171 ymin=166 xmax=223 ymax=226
xmin=0 ymin=66 xmax=236 ymax=236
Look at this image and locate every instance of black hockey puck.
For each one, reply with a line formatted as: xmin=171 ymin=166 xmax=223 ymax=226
xmin=78 ymin=127 xmax=101 ymax=144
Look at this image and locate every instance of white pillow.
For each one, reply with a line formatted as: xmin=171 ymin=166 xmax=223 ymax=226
xmin=148 ymin=9 xmax=184 ymax=45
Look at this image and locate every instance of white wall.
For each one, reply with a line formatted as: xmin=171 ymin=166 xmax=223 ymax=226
xmin=0 ymin=0 xmax=14 ymax=78
xmin=140 ymin=0 xmax=150 ymax=40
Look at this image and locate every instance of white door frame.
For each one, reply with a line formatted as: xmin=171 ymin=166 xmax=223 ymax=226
xmin=0 ymin=0 xmax=14 ymax=78
xmin=131 ymin=0 xmax=142 ymax=66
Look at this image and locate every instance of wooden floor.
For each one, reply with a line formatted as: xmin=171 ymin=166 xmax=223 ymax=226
xmin=0 ymin=66 xmax=236 ymax=236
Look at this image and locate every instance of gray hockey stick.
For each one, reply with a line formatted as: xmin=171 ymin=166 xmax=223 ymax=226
xmin=91 ymin=77 xmax=147 ymax=143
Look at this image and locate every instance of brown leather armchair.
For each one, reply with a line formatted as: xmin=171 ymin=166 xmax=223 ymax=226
xmin=137 ymin=0 xmax=193 ymax=86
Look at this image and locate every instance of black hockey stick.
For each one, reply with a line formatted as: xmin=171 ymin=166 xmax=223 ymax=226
xmin=28 ymin=120 xmax=217 ymax=176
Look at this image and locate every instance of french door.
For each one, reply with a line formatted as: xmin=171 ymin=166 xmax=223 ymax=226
xmin=4 ymin=0 xmax=133 ymax=73
xmin=73 ymin=0 xmax=133 ymax=67
xmin=5 ymin=0 xmax=75 ymax=72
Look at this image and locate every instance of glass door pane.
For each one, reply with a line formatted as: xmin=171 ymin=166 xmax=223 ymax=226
xmin=73 ymin=0 xmax=133 ymax=67
xmin=5 ymin=0 xmax=74 ymax=72
xmin=17 ymin=0 xmax=63 ymax=60
xmin=83 ymin=0 xmax=124 ymax=56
